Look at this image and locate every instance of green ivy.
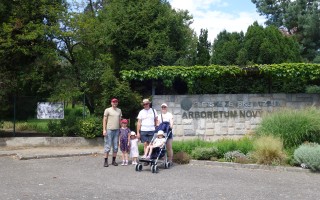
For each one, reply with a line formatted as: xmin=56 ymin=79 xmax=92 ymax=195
xmin=121 ymin=63 xmax=320 ymax=94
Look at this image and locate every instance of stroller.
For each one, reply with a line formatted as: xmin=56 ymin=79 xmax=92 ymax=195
xmin=135 ymin=122 xmax=172 ymax=173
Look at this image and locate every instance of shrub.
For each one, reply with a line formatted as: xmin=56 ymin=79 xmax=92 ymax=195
xmin=78 ymin=116 xmax=102 ymax=139
xmin=0 ymin=120 xmax=3 ymax=129
xmin=47 ymin=120 xmax=63 ymax=137
xmin=284 ymin=147 xmax=297 ymax=166
xmin=2 ymin=121 xmax=13 ymax=129
xmin=47 ymin=108 xmax=83 ymax=137
xmin=172 ymin=139 xmax=213 ymax=155
xmin=16 ymin=122 xmax=29 ymax=131
xmin=138 ymin=144 xmax=144 ymax=155
xmin=294 ymin=143 xmax=320 ymax=171
xmin=224 ymin=150 xmax=246 ymax=162
xmin=252 ymin=135 xmax=286 ymax=165
xmin=214 ymin=139 xmax=237 ymax=158
xmin=59 ymin=117 xmax=80 ymax=136
xmin=256 ymin=107 xmax=320 ymax=148
xmin=26 ymin=120 xmax=49 ymax=133
xmin=173 ymin=151 xmax=191 ymax=164
xmin=306 ymin=85 xmax=320 ymax=94
xmin=191 ymin=147 xmax=219 ymax=160
xmin=214 ymin=137 xmax=254 ymax=158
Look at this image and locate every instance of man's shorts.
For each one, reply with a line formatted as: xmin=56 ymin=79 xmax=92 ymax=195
xmin=140 ymin=131 xmax=155 ymax=143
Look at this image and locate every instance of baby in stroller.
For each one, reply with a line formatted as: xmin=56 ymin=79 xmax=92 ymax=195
xmin=136 ymin=122 xmax=172 ymax=173
xmin=142 ymin=130 xmax=166 ymax=159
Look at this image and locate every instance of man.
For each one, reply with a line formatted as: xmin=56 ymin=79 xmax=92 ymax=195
xmin=103 ymin=98 xmax=122 ymax=167
xmin=136 ymin=99 xmax=158 ymax=163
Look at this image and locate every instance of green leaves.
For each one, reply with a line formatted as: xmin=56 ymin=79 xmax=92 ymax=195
xmin=252 ymin=0 xmax=320 ymax=61
xmin=121 ymin=63 xmax=320 ymax=93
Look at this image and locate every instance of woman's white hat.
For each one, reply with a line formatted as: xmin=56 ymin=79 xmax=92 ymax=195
xmin=161 ymin=103 xmax=168 ymax=107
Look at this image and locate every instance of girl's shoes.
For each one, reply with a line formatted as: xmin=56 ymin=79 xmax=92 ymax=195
xmin=122 ymin=160 xmax=128 ymax=166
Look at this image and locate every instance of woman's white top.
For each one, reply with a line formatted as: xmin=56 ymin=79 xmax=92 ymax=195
xmin=158 ymin=112 xmax=173 ymax=124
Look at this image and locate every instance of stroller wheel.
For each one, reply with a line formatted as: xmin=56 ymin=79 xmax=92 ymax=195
xmin=151 ymin=165 xmax=159 ymax=173
xmin=165 ymin=162 xmax=171 ymax=169
xmin=136 ymin=163 xmax=143 ymax=172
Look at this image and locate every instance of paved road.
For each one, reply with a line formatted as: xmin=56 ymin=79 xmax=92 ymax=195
xmin=1 ymin=156 xmax=319 ymax=200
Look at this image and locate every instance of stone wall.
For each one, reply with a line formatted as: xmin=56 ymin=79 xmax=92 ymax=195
xmin=152 ymin=94 xmax=320 ymax=140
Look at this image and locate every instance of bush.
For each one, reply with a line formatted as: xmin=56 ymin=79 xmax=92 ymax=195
xmin=2 ymin=121 xmax=13 ymax=129
xmin=224 ymin=150 xmax=246 ymax=162
xmin=306 ymin=85 xmax=320 ymax=94
xmin=59 ymin=117 xmax=80 ymax=136
xmin=252 ymin=135 xmax=286 ymax=165
xmin=191 ymin=147 xmax=219 ymax=160
xmin=214 ymin=139 xmax=237 ymax=158
xmin=16 ymin=122 xmax=29 ymax=131
xmin=172 ymin=139 xmax=213 ymax=155
xmin=138 ymin=144 xmax=144 ymax=155
xmin=256 ymin=107 xmax=320 ymax=148
xmin=294 ymin=143 xmax=320 ymax=171
xmin=47 ymin=120 xmax=63 ymax=137
xmin=214 ymin=137 xmax=254 ymax=158
xmin=47 ymin=108 xmax=83 ymax=137
xmin=78 ymin=116 xmax=102 ymax=139
xmin=173 ymin=151 xmax=191 ymax=164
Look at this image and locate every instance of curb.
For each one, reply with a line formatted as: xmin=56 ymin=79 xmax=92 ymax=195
xmin=1 ymin=152 xmax=316 ymax=173
xmin=16 ymin=151 xmax=103 ymax=160
xmin=189 ymin=160 xmax=313 ymax=174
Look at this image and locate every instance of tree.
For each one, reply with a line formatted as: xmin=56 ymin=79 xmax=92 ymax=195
xmin=0 ymin=0 xmax=67 ymax=119
xmin=243 ymin=22 xmax=266 ymax=64
xmin=211 ymin=22 xmax=301 ymax=65
xmin=211 ymin=30 xmax=244 ymax=65
xmin=252 ymin=0 xmax=320 ymax=61
xmin=98 ymin=0 xmax=196 ymax=74
xmin=51 ymin=6 xmax=110 ymax=114
xmin=258 ymin=25 xmax=301 ymax=64
xmin=196 ymin=29 xmax=211 ymax=66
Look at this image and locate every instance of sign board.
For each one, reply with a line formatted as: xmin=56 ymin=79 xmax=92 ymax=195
xmin=152 ymin=94 xmax=320 ymax=137
xmin=37 ymin=102 xmax=64 ymax=119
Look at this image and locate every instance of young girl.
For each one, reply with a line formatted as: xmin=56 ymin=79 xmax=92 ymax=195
xmin=129 ymin=131 xmax=139 ymax=165
xmin=119 ymin=119 xmax=131 ymax=166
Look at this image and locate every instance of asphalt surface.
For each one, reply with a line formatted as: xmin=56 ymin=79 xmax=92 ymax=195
xmin=1 ymin=155 xmax=320 ymax=200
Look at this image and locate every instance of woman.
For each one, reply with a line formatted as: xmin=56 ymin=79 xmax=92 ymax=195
xmin=158 ymin=103 xmax=174 ymax=164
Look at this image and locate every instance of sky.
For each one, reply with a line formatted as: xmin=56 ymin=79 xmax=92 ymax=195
xmin=169 ymin=0 xmax=266 ymax=43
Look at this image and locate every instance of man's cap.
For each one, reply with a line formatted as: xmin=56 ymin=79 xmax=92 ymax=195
xmin=111 ymin=98 xmax=118 ymax=103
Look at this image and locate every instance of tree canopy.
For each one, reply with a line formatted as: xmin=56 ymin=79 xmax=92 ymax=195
xmin=252 ymin=0 xmax=320 ymax=61
xmin=211 ymin=22 xmax=302 ymax=65
xmin=98 ymin=0 xmax=197 ymax=74
xmin=0 ymin=0 xmax=67 ymax=117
